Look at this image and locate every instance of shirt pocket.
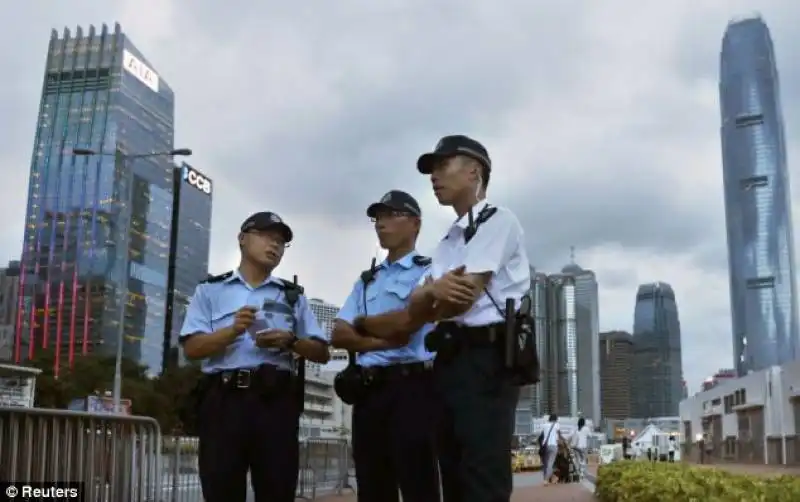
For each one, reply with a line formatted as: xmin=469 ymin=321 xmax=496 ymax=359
xmin=210 ymin=299 xmax=239 ymax=331
xmin=386 ymin=278 xmax=416 ymax=302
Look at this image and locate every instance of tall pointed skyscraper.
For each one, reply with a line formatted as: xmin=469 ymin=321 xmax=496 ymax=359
xmin=720 ymin=15 xmax=799 ymax=375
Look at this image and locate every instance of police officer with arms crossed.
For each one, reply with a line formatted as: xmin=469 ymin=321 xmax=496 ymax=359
xmin=356 ymin=136 xmax=531 ymax=502
xmin=180 ymin=211 xmax=330 ymax=502
xmin=331 ymin=190 xmax=440 ymax=502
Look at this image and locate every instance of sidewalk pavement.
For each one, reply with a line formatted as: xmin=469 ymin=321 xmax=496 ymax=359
xmin=315 ymin=483 xmax=596 ymax=501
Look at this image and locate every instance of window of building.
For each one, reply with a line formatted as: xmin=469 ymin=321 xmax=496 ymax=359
xmin=734 ymin=113 xmax=764 ymax=127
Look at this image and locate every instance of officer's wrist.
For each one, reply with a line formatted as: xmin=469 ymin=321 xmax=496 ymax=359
xmin=286 ymin=334 xmax=299 ymax=351
xmin=353 ymin=316 xmax=368 ymax=337
xmin=221 ymin=327 xmax=240 ymax=340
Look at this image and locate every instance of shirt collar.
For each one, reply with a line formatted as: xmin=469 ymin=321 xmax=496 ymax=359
xmin=225 ymin=269 xmax=283 ymax=288
xmin=452 ymin=198 xmax=490 ymax=231
xmin=380 ymin=250 xmax=419 ymax=270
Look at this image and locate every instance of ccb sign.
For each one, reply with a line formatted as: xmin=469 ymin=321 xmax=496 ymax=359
xmin=183 ymin=167 xmax=212 ymax=195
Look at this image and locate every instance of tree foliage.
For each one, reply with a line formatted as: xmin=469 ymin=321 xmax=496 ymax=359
xmin=28 ymin=350 xmax=203 ymax=434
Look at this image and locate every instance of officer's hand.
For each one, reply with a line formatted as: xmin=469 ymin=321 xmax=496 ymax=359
xmin=432 ymin=266 xmax=479 ymax=305
xmin=232 ymin=306 xmax=258 ymax=335
xmin=255 ymin=329 xmax=295 ymax=349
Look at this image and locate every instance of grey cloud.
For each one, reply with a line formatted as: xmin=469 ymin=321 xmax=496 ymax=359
xmin=4 ymin=0 xmax=800 ymax=391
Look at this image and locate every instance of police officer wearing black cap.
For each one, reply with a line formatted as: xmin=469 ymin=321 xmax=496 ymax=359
xmin=180 ymin=211 xmax=330 ymax=502
xmin=331 ymin=190 xmax=439 ymax=502
xmin=356 ymin=136 xmax=531 ymax=501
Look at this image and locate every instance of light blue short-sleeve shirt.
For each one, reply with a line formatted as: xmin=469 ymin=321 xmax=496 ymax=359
xmin=180 ymin=270 xmax=327 ymax=374
xmin=335 ymin=251 xmax=434 ymax=367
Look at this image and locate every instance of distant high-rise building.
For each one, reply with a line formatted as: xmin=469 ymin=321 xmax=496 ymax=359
xmin=309 ymin=299 xmax=338 ymax=338
xmin=0 ymin=262 xmax=21 ymax=361
xmin=15 ymin=24 xmax=177 ymax=375
xmin=534 ymin=272 xmax=578 ymax=419
xmin=163 ymin=163 xmax=212 ymax=369
xmin=308 ymin=299 xmax=340 ymax=374
xmin=561 ymin=252 xmax=601 ymax=423
xmin=631 ymin=282 xmax=683 ymax=417
xmin=720 ymin=15 xmax=799 ymax=376
xmin=599 ymin=331 xmax=634 ymax=420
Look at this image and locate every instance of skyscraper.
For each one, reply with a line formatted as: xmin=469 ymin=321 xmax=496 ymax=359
xmin=533 ymin=272 xmax=578 ymax=418
xmin=163 ymin=163 xmax=212 ymax=369
xmin=720 ymin=15 xmax=799 ymax=376
xmin=599 ymin=331 xmax=634 ymax=420
xmin=631 ymin=282 xmax=683 ymax=418
xmin=562 ymin=254 xmax=601 ymax=423
xmin=15 ymin=24 xmax=176 ymax=374
xmin=308 ymin=298 xmax=340 ymax=374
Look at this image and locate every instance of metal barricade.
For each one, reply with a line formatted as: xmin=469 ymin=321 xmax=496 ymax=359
xmin=0 ymin=406 xmax=162 ymax=502
xmin=0 ymin=410 xmax=353 ymax=502
xmin=160 ymin=436 xmax=354 ymax=501
xmin=297 ymin=438 xmax=354 ymax=499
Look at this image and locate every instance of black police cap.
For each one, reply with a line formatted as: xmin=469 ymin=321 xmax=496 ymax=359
xmin=240 ymin=212 xmax=293 ymax=243
xmin=366 ymin=190 xmax=422 ymax=218
xmin=417 ymin=135 xmax=492 ymax=174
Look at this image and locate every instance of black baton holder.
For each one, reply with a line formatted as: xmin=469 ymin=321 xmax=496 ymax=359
xmin=503 ymin=297 xmax=516 ymax=371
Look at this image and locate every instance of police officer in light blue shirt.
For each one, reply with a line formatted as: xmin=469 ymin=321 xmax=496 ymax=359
xmin=331 ymin=190 xmax=439 ymax=502
xmin=180 ymin=211 xmax=330 ymax=502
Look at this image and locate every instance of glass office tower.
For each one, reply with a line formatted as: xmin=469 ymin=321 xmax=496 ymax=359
xmin=720 ymin=15 xmax=799 ymax=376
xmin=163 ymin=163 xmax=212 ymax=369
xmin=631 ymin=282 xmax=683 ymax=418
xmin=15 ymin=23 xmax=175 ymax=375
xmin=562 ymin=261 xmax=601 ymax=423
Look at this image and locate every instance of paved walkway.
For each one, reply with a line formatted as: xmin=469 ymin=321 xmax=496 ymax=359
xmin=314 ymin=483 xmax=595 ymax=501
xmin=314 ymin=472 xmax=596 ymax=501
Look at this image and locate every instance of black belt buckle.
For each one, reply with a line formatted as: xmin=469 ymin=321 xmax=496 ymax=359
xmin=236 ymin=369 xmax=252 ymax=389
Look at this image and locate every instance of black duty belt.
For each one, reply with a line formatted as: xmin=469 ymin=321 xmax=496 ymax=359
xmin=209 ymin=365 xmax=293 ymax=390
xmin=438 ymin=321 xmax=505 ymax=347
xmin=361 ymin=360 xmax=434 ymax=383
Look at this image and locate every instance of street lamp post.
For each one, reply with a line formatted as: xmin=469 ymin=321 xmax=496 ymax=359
xmin=72 ymin=146 xmax=192 ymax=413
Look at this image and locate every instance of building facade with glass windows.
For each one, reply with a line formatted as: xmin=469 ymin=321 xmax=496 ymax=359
xmin=631 ymin=282 xmax=683 ymax=418
xmin=562 ymin=261 xmax=601 ymax=423
xmin=163 ymin=164 xmax=212 ymax=370
xmin=720 ymin=15 xmax=799 ymax=377
xmin=15 ymin=23 xmax=176 ymax=375
xmin=518 ymin=271 xmax=578 ymax=431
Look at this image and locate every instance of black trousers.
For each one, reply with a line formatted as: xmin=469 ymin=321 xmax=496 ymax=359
xmin=352 ymin=366 xmax=440 ymax=502
xmin=197 ymin=379 xmax=299 ymax=502
xmin=435 ymin=346 xmax=518 ymax=502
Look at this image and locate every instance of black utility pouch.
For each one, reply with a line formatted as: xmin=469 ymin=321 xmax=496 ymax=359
xmin=335 ymin=363 xmax=365 ymax=405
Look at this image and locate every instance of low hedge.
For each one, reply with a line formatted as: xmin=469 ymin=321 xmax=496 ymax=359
xmin=595 ymin=460 xmax=800 ymax=502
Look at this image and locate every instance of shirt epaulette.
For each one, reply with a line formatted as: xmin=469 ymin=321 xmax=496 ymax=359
xmin=202 ymin=271 xmax=233 ymax=284
xmin=412 ymin=255 xmax=432 ymax=267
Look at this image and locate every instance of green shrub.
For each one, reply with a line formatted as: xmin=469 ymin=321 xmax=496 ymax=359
xmin=595 ymin=461 xmax=800 ymax=502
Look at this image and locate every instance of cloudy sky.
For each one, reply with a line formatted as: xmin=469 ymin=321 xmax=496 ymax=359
xmin=3 ymin=0 xmax=800 ymax=392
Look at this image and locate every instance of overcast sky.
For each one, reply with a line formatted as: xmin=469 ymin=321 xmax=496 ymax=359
xmin=3 ymin=0 xmax=800 ymax=393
